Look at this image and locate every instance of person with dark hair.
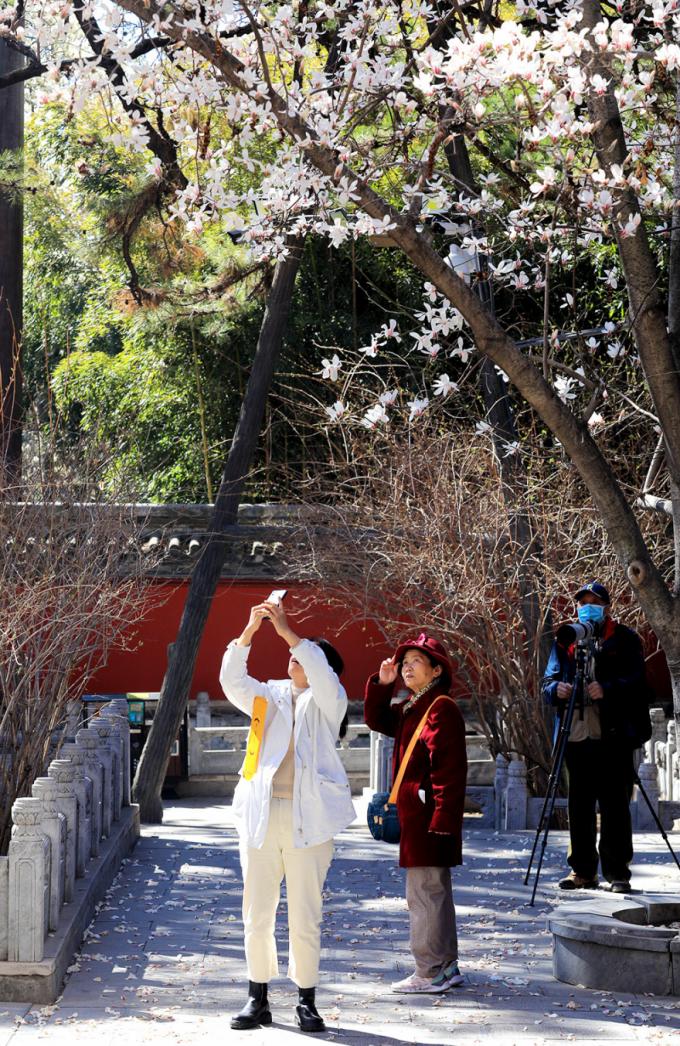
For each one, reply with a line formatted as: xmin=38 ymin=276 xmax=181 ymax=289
xmin=365 ymin=632 xmax=467 ymax=994
xmin=220 ymin=600 xmax=355 ymax=1033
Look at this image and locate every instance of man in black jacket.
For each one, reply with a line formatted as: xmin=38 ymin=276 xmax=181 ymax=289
xmin=542 ymin=581 xmax=650 ymax=893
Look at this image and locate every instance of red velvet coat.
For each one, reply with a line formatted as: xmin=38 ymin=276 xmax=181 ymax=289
xmin=365 ymin=675 xmax=467 ymax=868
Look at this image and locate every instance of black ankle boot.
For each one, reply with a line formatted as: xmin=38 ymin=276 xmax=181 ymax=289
xmin=231 ymin=981 xmax=272 ymax=1030
xmin=295 ymin=987 xmax=326 ymax=1033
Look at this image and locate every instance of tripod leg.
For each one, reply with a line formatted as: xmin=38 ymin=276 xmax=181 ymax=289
xmin=634 ymin=773 xmax=680 ymax=874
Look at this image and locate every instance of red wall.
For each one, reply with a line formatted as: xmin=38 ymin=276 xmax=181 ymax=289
xmin=87 ymin=580 xmax=393 ymax=703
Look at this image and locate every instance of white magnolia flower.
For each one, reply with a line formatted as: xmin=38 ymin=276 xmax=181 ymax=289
xmin=319 ymin=354 xmax=342 ymax=381
xmin=325 ymin=400 xmax=346 ymax=422
xmin=554 ymin=375 xmax=578 ymax=402
xmin=502 ymin=440 xmax=521 ymax=457
xmin=361 ymin=404 xmax=390 ymax=428
xmin=379 ymin=389 xmax=398 ymax=406
xmin=408 ymin=397 xmax=429 ymax=420
xmin=475 ymin=420 xmax=492 ymax=436
xmin=588 ymin=412 xmax=606 ymax=429
xmin=619 ymin=212 xmax=641 ymax=239
xmin=432 ymin=374 xmax=458 ymax=397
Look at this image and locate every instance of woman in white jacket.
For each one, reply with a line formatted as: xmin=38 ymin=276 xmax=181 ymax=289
xmin=220 ymin=599 xmax=355 ymax=1034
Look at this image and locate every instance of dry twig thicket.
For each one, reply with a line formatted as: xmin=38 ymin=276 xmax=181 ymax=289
xmin=0 ymin=449 xmax=157 ymax=853
xmin=289 ymin=420 xmax=663 ymax=794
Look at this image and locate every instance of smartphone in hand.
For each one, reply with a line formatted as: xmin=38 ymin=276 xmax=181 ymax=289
xmin=267 ymin=589 xmax=288 ymax=605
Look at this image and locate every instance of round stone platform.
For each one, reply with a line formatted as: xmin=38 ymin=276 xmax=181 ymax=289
xmin=549 ymin=893 xmax=680 ymax=996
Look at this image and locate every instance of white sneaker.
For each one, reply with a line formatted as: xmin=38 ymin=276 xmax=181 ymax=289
xmin=391 ymin=973 xmax=436 ymax=993
xmin=391 ymin=965 xmax=462 ymax=994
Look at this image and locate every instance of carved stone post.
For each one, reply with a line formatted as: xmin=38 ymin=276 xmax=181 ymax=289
xmin=47 ymin=759 xmax=82 ymax=892
xmin=30 ymin=779 xmax=66 ymax=931
xmin=495 ymin=754 xmax=509 ymax=831
xmin=102 ymin=699 xmax=131 ymax=807
xmin=90 ymin=719 xmax=120 ymax=827
xmin=196 ymin=691 xmax=211 ymax=728
xmin=504 ymin=758 xmax=528 ymax=830
xmin=635 ymin=761 xmax=660 ymax=830
xmin=73 ymin=733 xmax=105 ymax=855
xmin=8 ymin=798 xmax=51 ymax=962
xmin=60 ymin=745 xmax=94 ymax=868
xmin=646 ymin=708 xmax=667 ymax=763
xmin=373 ymin=734 xmax=394 ymax=793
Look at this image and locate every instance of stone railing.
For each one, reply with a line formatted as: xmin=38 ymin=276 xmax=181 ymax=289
xmin=369 ymin=731 xmax=496 ymax=826
xmin=187 ymin=720 xmax=372 ymax=794
xmin=367 ymin=728 xmax=679 ymax=832
xmin=0 ymin=699 xmax=139 ymax=1002
xmin=648 ymin=711 xmax=679 ymax=805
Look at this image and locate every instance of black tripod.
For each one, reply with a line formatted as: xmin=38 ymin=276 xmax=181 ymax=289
xmin=632 ymin=768 xmax=680 ymax=874
xmin=524 ymin=639 xmax=592 ymax=906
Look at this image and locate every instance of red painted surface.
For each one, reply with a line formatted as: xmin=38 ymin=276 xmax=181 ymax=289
xmin=86 ymin=579 xmax=672 ymax=707
xmin=87 ymin=581 xmax=394 ymax=703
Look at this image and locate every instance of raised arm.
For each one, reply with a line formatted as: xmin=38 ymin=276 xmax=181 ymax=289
xmin=219 ymin=605 xmax=273 ymax=717
xmin=364 ymin=658 xmax=401 ymax=738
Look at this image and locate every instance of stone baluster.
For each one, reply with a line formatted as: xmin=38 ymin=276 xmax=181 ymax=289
xmin=635 ymin=760 xmax=660 ymax=830
xmin=103 ymin=698 xmax=131 ymax=807
xmin=372 ymin=734 xmax=394 ymax=794
xmin=646 ymin=708 xmax=667 ymax=764
xmin=666 ymin=722 xmax=677 ymax=802
xmin=73 ymin=733 xmax=105 ymax=855
xmin=654 ymin=739 xmax=667 ymax=800
xmin=30 ymin=779 xmax=67 ymax=931
xmin=43 ymin=765 xmax=78 ymax=903
xmin=90 ymin=719 xmax=121 ymax=826
xmin=672 ymin=749 xmax=680 ymax=802
xmin=504 ymin=758 xmax=528 ymax=830
xmin=494 ymin=754 xmax=509 ymax=830
xmin=60 ymin=745 xmax=95 ymax=867
xmin=196 ymin=691 xmax=211 ymax=728
xmin=8 ymin=798 xmax=51 ymax=962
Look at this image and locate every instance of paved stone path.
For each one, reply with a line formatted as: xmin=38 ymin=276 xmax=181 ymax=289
xmin=0 ymin=799 xmax=678 ymax=1044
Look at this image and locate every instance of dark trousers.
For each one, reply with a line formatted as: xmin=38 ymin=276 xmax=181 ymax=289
xmin=564 ymin=738 xmax=634 ymax=883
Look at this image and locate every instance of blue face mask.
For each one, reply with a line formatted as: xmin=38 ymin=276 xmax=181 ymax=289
xmin=577 ymin=604 xmax=605 ymax=625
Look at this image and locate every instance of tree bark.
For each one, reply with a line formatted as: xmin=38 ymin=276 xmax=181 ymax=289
xmin=0 ymin=40 xmax=24 ymax=484
xmin=131 ymin=242 xmax=304 ymax=821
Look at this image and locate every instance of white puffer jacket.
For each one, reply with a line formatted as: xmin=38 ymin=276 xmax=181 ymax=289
xmin=219 ymin=638 xmax=356 ymax=849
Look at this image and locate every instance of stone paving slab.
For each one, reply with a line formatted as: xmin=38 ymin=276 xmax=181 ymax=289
xmin=1 ymin=799 xmax=679 ymax=1043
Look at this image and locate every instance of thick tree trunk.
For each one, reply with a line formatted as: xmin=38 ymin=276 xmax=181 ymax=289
xmin=114 ymin=0 xmax=680 ymax=720
xmin=132 ymin=243 xmax=304 ymax=821
xmin=0 ymin=41 xmax=24 ymax=484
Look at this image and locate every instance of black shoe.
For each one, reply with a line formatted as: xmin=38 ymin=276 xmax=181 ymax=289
xmin=295 ymin=987 xmax=326 ymax=1034
xmin=231 ymin=981 xmax=272 ymax=1030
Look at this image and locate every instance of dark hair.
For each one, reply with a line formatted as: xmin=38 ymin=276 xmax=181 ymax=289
xmin=311 ymin=637 xmax=344 ymax=677
xmin=311 ymin=637 xmax=348 ymax=739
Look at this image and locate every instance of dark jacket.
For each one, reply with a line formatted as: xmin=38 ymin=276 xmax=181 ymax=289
xmin=364 ymin=676 xmax=467 ymax=869
xmin=542 ymin=619 xmax=650 ymax=749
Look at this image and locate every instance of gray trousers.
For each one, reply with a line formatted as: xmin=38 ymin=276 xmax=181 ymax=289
xmin=405 ymin=866 xmax=458 ymax=978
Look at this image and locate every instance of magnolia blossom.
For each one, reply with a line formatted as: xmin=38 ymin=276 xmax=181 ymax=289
xmin=408 ymin=397 xmax=429 ymax=420
xmin=475 ymin=420 xmax=492 ymax=436
xmin=325 ymin=401 xmax=346 ymax=422
xmin=361 ymin=404 xmax=390 ymax=428
xmin=619 ymin=213 xmax=641 ymax=238
xmin=554 ymin=375 xmax=579 ymax=402
xmin=379 ymin=389 xmax=399 ymax=406
xmin=432 ymin=374 xmax=458 ymax=397
xmin=320 ymin=355 xmax=342 ymax=381
xmin=588 ymin=412 xmax=606 ymax=428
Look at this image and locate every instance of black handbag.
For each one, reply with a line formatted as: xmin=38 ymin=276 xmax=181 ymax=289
xmin=366 ymin=695 xmax=453 ymax=844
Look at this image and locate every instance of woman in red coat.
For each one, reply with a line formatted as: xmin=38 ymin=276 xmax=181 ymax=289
xmin=365 ymin=633 xmax=467 ymax=994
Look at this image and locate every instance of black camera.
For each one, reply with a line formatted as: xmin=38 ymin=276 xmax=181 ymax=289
xmin=556 ymin=620 xmax=599 ymax=645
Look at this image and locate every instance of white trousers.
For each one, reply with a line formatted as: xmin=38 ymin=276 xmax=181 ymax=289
xmin=239 ymin=797 xmax=334 ymax=988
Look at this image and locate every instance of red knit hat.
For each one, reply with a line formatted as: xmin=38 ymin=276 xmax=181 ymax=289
xmin=393 ymin=632 xmax=452 ymax=680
